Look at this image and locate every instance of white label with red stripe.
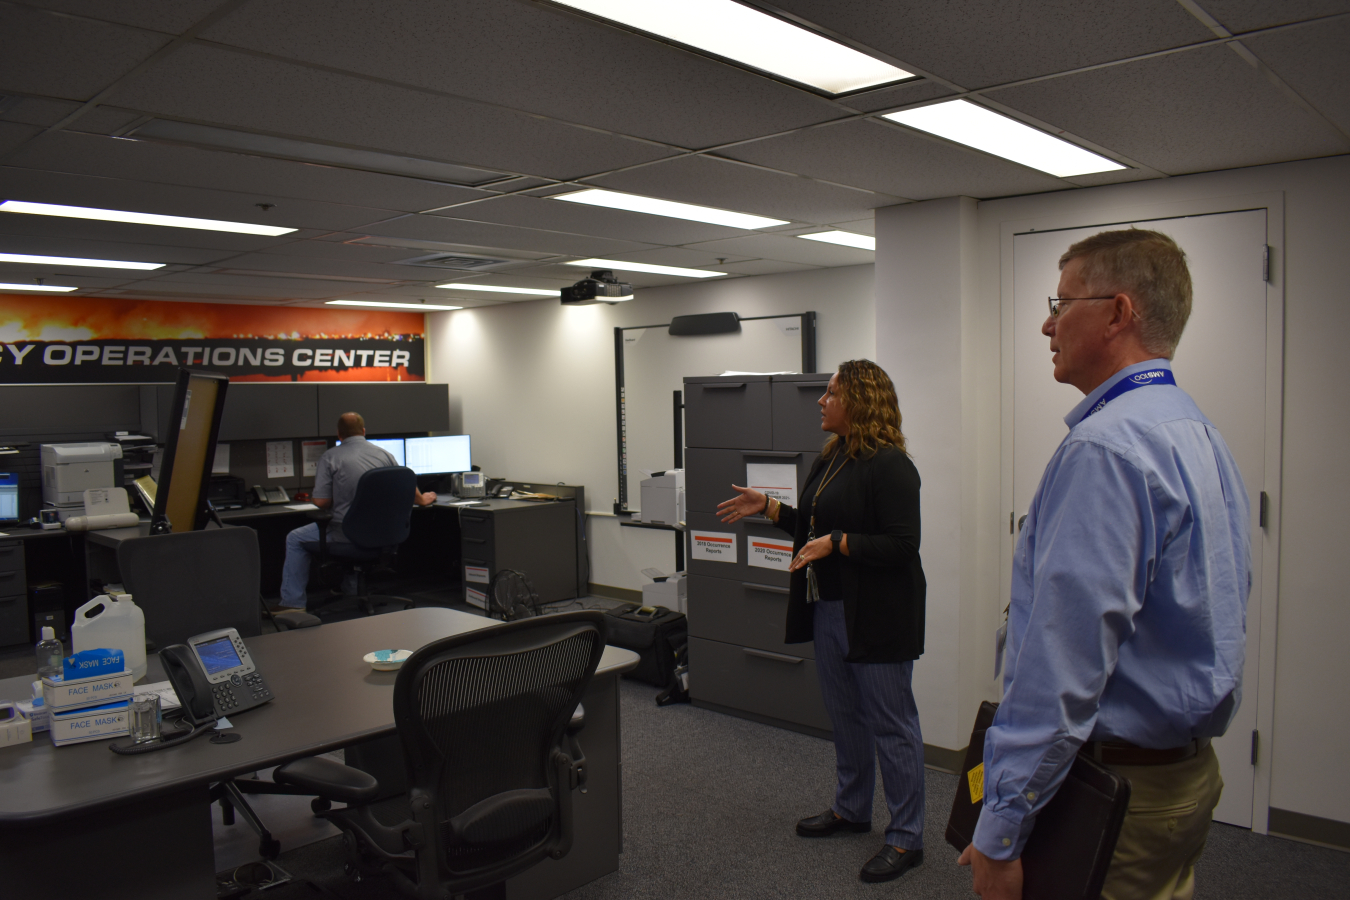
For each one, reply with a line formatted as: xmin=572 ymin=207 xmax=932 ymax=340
xmin=691 ymin=530 xmax=737 ymax=563
xmin=464 ymin=565 xmax=489 ymax=584
xmin=747 ymin=536 xmax=793 ymax=571
xmin=465 ymin=587 xmax=487 ymax=609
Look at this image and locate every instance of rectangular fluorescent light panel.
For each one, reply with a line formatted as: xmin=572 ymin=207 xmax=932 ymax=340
xmin=0 ymin=200 xmax=296 ymax=236
xmin=326 ymin=300 xmax=462 ymax=311
xmin=798 ymin=231 xmax=875 ymax=250
xmin=565 ymin=258 xmax=724 ymax=278
xmin=553 ymin=188 xmax=787 ymax=230
xmin=883 ymin=100 xmax=1125 ymax=178
xmin=0 ymin=282 xmax=77 ymax=292
xmin=553 ymin=0 xmax=912 ymax=94
xmin=435 ymin=283 xmax=557 ymax=296
xmin=0 ymin=252 xmax=164 ymax=270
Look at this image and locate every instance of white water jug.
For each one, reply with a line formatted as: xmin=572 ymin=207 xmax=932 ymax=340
xmin=71 ymin=594 xmax=147 ymax=682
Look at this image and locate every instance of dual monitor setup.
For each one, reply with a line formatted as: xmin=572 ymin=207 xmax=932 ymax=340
xmin=341 ymin=434 xmax=472 ymax=477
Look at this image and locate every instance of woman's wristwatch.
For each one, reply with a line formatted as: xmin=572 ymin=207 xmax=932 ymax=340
xmin=831 ymin=529 xmax=843 ymax=554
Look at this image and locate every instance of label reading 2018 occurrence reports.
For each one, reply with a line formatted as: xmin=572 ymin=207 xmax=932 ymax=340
xmin=691 ymin=531 xmax=737 ymax=563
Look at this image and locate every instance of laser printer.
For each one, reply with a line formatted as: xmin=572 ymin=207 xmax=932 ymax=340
xmin=41 ymin=442 xmax=122 ymax=519
xmin=639 ymin=469 xmax=684 ymax=527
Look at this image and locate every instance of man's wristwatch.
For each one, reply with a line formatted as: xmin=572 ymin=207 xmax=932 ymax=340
xmin=831 ymin=529 xmax=843 ymax=554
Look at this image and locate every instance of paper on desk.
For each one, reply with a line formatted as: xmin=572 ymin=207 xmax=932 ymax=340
xmin=301 ymin=440 xmax=326 ymax=477
xmin=266 ymin=441 xmax=294 ymax=478
xmin=286 ymin=502 xmax=319 ymax=511
xmin=212 ymin=443 xmax=230 ymax=475
xmin=134 ymin=681 xmax=181 ymax=711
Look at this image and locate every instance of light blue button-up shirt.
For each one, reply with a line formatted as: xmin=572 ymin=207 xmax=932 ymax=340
xmin=972 ymin=358 xmax=1251 ymax=859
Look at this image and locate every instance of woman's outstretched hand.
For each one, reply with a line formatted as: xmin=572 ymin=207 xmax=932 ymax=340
xmin=717 ymin=485 xmax=768 ymax=524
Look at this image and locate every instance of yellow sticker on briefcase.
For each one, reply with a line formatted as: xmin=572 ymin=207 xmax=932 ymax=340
xmin=968 ymin=762 xmax=985 ymax=803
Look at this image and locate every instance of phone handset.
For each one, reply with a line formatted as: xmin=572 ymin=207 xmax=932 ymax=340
xmin=161 ymin=644 xmax=219 ymax=726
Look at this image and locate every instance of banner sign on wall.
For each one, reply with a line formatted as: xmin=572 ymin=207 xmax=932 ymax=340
xmin=0 ymin=294 xmax=426 ymax=384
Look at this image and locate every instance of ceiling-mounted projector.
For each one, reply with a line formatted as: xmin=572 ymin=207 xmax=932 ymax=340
xmin=560 ymin=269 xmax=633 ymax=305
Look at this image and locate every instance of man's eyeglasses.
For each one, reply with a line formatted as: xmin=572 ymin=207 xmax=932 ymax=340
xmin=1047 ymin=296 xmax=1115 ymax=318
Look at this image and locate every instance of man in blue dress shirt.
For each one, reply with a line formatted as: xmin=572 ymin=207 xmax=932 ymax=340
xmin=960 ymin=229 xmax=1251 ymax=900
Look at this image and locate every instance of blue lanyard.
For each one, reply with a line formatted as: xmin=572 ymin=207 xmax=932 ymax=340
xmin=1081 ymin=367 xmax=1176 ymax=420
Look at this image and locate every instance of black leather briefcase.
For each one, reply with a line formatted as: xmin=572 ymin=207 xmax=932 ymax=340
xmin=946 ymin=701 xmax=1132 ymax=900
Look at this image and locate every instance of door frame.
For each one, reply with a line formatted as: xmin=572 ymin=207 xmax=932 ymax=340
xmin=996 ymin=191 xmax=1286 ymax=834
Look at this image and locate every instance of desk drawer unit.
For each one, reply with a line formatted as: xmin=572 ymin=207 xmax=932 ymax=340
xmin=459 ymin=503 xmax=577 ymax=604
xmin=685 ymin=574 xmax=812 ymax=660
xmin=0 ymin=541 xmax=27 ymax=646
xmin=688 ymin=636 xmax=830 ymax=733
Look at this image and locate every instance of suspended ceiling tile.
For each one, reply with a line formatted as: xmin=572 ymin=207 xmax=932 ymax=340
xmin=767 ymin=0 xmax=1213 ymax=89
xmin=0 ymin=231 xmax=220 ymax=264
xmin=683 ymin=233 xmax=873 ymax=267
xmin=828 ymin=218 xmax=875 ymax=236
xmin=1243 ymin=20 xmax=1350 ymax=133
xmin=0 ymin=6 xmax=169 ymax=100
xmin=481 ymin=177 xmax=556 ymax=193
xmin=0 ymin=122 xmax=40 ymax=156
xmin=0 ymin=211 xmax=290 ymax=254
xmin=23 ymin=0 xmax=228 ymax=34
xmin=426 ymin=273 xmax=569 ymax=291
xmin=67 ymin=106 xmax=144 ymax=135
xmin=0 ymin=97 xmax=81 ymax=127
xmin=588 ymin=155 xmax=896 ymax=225
xmin=0 ymin=166 xmax=406 ymax=233
xmin=143 ymin=273 xmax=350 ymax=297
xmin=1199 ymin=1 xmax=1350 ymax=32
xmin=111 ymin=43 xmax=678 ymax=181
xmin=721 ymin=118 xmax=1065 ymax=200
xmin=7 ymin=131 xmax=487 ymax=212
xmin=715 ymin=259 xmax=821 ymax=276
xmin=199 ymin=0 xmax=847 ymax=148
xmin=838 ymin=80 xmax=956 ymax=113
xmin=511 ymin=261 xmax=714 ymax=289
xmin=251 ymin=238 xmax=427 ymax=265
xmin=589 ymin=248 xmax=754 ymax=268
xmin=366 ymin=215 xmax=658 ymax=258
xmin=426 ymin=194 xmax=753 ymax=246
xmin=208 ymin=252 xmax=445 ymax=282
xmin=989 ymin=43 xmax=1350 ymax=175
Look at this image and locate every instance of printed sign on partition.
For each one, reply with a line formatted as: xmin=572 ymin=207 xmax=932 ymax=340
xmin=690 ymin=530 xmax=737 ymax=563
xmin=746 ymin=463 xmax=797 ymax=507
xmin=747 ymin=536 xmax=794 ymax=571
xmin=464 ymin=565 xmax=489 ymax=584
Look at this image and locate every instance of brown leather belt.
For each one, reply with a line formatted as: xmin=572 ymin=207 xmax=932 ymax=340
xmin=1080 ymin=737 xmax=1209 ymax=767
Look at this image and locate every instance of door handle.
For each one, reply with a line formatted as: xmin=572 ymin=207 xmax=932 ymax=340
xmin=743 ymin=648 xmax=803 ymax=664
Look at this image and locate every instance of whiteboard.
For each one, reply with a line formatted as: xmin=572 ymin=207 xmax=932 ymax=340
xmin=620 ymin=315 xmax=805 ymax=511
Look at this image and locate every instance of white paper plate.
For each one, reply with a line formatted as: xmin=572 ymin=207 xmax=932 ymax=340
xmin=363 ymin=649 xmax=413 ymax=671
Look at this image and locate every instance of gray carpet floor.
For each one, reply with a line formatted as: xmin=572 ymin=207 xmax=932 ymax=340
xmin=242 ymin=678 xmax=1349 ymax=900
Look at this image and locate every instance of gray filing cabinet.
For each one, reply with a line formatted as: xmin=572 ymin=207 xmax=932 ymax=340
xmin=459 ymin=499 xmax=578 ymax=606
xmin=683 ymin=373 xmax=833 ymax=735
xmin=0 ymin=541 xmax=28 ymax=647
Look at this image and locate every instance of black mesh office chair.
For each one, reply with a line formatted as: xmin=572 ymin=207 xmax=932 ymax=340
xmin=273 ymin=610 xmax=607 ymax=899
xmin=304 ymin=465 xmax=419 ymax=616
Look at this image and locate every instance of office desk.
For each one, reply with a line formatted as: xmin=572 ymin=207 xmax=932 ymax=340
xmin=0 ymin=608 xmax=638 ymax=900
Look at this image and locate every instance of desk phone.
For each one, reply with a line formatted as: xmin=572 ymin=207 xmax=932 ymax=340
xmin=161 ymin=627 xmax=274 ymax=725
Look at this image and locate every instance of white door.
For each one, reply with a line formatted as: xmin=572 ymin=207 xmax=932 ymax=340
xmin=1012 ymin=210 xmax=1268 ymax=827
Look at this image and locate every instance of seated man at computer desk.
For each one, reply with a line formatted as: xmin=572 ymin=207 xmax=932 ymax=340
xmin=276 ymin=412 xmax=436 ymax=610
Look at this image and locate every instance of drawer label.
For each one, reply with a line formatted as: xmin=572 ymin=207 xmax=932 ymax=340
xmin=748 ymin=537 xmax=794 ymax=571
xmin=465 ymin=587 xmax=487 ymax=609
xmin=464 ymin=565 xmax=489 ymax=584
xmin=746 ymin=463 xmax=797 ymax=507
xmin=691 ymin=531 xmax=737 ymax=563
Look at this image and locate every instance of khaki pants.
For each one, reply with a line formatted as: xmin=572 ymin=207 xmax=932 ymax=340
xmin=1100 ymin=743 xmax=1224 ymax=900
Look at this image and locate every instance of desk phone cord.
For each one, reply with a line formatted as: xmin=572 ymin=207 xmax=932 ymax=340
xmin=109 ymin=717 xmax=218 ymax=755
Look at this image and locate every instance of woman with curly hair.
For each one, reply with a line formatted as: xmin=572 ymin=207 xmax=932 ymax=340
xmin=718 ymin=359 xmax=927 ymax=884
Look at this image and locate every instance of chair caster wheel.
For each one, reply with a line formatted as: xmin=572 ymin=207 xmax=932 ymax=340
xmin=259 ymin=837 xmax=281 ymax=859
xmin=311 ymin=797 xmax=332 ymax=813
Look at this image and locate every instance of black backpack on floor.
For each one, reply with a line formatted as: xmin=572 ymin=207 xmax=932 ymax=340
xmin=603 ymin=605 xmax=687 ymax=694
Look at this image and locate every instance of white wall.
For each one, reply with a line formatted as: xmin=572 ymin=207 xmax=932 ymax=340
xmin=426 ymin=264 xmax=876 ymax=593
xmin=873 ymin=154 xmax=1350 ymax=829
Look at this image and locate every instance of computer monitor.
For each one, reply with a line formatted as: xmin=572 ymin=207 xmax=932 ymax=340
xmin=366 ymin=438 xmax=406 ymax=466
xmin=404 ymin=435 xmax=471 ymax=476
xmin=0 ymin=474 xmax=18 ymax=523
xmin=152 ymin=368 xmax=230 ymax=533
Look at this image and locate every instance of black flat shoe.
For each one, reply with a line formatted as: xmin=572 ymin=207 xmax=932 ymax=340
xmin=860 ymin=845 xmax=923 ymax=883
xmin=796 ymin=809 xmax=872 ymax=837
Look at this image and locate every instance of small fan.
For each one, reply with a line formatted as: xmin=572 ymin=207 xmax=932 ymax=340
xmin=486 ymin=569 xmax=542 ymax=621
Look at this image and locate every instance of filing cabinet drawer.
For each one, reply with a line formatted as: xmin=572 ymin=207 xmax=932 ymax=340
xmin=685 ymin=511 xmax=790 ymax=589
xmin=0 ymin=541 xmax=24 ymax=579
xmin=688 ymin=636 xmax=831 ymax=733
xmin=772 ymin=375 xmax=833 ymax=453
xmin=685 ymin=448 xmax=814 ymax=514
xmin=0 ymin=592 xmax=29 ymax=647
xmin=0 ymin=569 xmax=24 ymax=597
xmin=458 ymin=511 xmax=495 ymax=553
xmin=686 ymin=573 xmax=812 ymax=659
xmin=683 ymin=376 xmax=773 ymax=450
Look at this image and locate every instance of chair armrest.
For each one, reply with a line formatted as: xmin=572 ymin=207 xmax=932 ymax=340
xmin=307 ymin=508 xmax=333 ymax=553
xmin=274 ymin=756 xmax=379 ymax=804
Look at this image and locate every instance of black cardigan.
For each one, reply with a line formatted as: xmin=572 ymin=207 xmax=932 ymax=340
xmin=776 ymin=445 xmax=926 ymax=663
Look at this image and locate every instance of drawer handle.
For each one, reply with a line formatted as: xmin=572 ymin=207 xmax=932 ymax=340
xmin=0 ymin=595 xmax=19 ymax=605
xmin=699 ymin=383 xmax=746 ymax=389
xmin=741 ymin=582 xmax=789 ymax=596
xmin=743 ymin=515 xmax=776 ymax=525
xmin=743 ymin=648 xmax=803 ymax=664
xmin=0 ymin=572 xmax=18 ymax=580
xmin=793 ymin=382 xmax=830 ymax=389
xmin=464 ymin=537 xmax=487 ymax=544
xmin=739 ymin=450 xmax=802 ymax=458
xmin=462 ymin=516 xmax=488 ymax=524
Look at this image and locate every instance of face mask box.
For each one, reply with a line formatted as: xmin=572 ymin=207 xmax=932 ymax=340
xmin=42 ymin=670 xmax=134 ymax=712
xmin=49 ymin=700 xmax=129 ymax=746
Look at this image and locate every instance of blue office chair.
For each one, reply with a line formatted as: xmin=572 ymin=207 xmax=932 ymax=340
xmin=304 ymin=465 xmax=418 ymax=616
xmin=273 ymin=610 xmax=607 ymax=899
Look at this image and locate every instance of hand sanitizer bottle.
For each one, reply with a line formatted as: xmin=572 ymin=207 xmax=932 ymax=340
xmin=36 ymin=627 xmax=63 ymax=680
